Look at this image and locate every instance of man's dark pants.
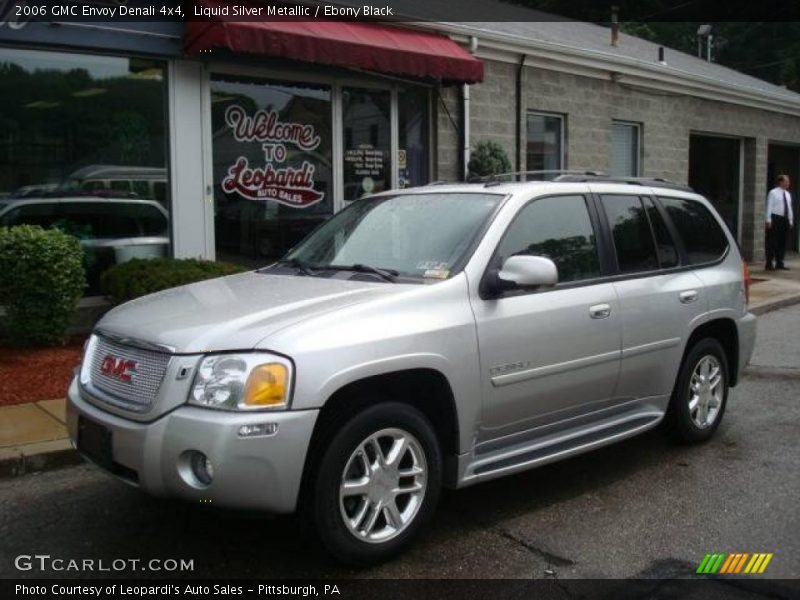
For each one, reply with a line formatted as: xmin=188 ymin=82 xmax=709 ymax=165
xmin=766 ymin=213 xmax=789 ymax=267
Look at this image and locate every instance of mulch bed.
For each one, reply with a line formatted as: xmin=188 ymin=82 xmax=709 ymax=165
xmin=0 ymin=338 xmax=84 ymax=406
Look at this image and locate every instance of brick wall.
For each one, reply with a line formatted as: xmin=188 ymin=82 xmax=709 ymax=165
xmin=436 ymin=57 xmax=800 ymax=261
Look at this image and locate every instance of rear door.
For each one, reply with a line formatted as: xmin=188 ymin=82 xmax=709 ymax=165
xmin=596 ymin=191 xmax=706 ymax=403
xmin=470 ymin=194 xmax=622 ymax=442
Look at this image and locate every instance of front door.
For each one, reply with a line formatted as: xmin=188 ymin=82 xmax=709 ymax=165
xmin=471 ymin=194 xmax=622 ymax=443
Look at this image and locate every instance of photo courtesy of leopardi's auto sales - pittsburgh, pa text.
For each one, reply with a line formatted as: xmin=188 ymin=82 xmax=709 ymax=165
xmin=2 ymin=0 xmax=800 ymax=599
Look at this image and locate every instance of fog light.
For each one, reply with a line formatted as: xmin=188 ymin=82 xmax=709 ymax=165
xmin=189 ymin=451 xmax=214 ymax=486
xmin=237 ymin=423 xmax=278 ymax=438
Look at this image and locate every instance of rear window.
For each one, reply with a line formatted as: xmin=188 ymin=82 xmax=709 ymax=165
xmin=658 ymin=197 xmax=729 ymax=264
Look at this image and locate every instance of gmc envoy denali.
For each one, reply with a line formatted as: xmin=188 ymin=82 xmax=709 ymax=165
xmin=68 ymin=176 xmax=756 ymax=564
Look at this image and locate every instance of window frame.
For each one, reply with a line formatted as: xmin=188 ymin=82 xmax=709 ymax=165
xmin=525 ymin=111 xmax=566 ymax=172
xmin=610 ymin=120 xmax=642 ymax=177
xmin=599 ymin=194 xmax=663 ymax=275
xmin=479 ymin=193 xmax=609 ymax=299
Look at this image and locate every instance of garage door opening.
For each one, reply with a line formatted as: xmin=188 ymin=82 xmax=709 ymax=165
xmin=768 ymin=143 xmax=800 ymax=253
xmin=689 ymin=134 xmax=743 ymax=242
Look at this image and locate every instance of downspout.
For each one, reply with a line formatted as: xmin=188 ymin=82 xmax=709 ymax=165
xmin=515 ymin=54 xmax=526 ymax=172
xmin=462 ymin=35 xmax=479 ymax=181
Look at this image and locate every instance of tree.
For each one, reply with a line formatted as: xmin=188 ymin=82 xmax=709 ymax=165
xmin=468 ymin=141 xmax=512 ymax=179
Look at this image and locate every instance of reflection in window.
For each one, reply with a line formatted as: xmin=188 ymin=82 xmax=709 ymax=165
xmin=643 ymin=197 xmax=679 ymax=268
xmin=658 ymin=197 xmax=729 ymax=264
xmin=398 ymin=88 xmax=429 ymax=188
xmin=0 ymin=48 xmax=170 ymax=294
xmin=526 ymin=113 xmax=563 ymax=174
xmin=496 ymin=195 xmax=600 ymax=282
xmin=601 ymin=195 xmax=658 ymax=273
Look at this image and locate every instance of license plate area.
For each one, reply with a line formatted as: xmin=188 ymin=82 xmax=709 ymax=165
xmin=77 ymin=416 xmax=113 ymax=470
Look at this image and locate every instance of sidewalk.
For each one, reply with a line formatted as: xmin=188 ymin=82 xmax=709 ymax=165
xmin=0 ymin=398 xmax=80 ymax=477
xmin=748 ymin=253 xmax=800 ymax=314
xmin=2 ymin=256 xmax=800 ymax=480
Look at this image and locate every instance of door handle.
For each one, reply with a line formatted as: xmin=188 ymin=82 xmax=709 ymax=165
xmin=589 ymin=303 xmax=612 ymax=319
xmin=679 ymin=290 xmax=699 ymax=304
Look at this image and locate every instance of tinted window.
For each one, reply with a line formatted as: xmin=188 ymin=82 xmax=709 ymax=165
xmin=601 ymin=195 xmax=658 ymax=273
xmin=496 ymin=195 xmax=600 ymax=283
xmin=0 ymin=203 xmax=59 ymax=228
xmin=658 ymin=197 xmax=729 ymax=264
xmin=643 ymin=197 xmax=679 ymax=268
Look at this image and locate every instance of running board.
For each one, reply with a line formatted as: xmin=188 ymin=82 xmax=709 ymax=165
xmin=460 ymin=411 xmax=664 ymax=485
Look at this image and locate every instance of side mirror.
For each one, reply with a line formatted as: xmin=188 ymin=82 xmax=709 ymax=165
xmin=481 ymin=255 xmax=559 ymax=298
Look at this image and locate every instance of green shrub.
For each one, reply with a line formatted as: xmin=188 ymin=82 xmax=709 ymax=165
xmin=100 ymin=258 xmax=246 ymax=305
xmin=0 ymin=225 xmax=86 ymax=347
xmin=467 ymin=140 xmax=512 ymax=179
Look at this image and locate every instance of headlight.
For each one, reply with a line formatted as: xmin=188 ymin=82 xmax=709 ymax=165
xmin=188 ymin=353 xmax=292 ymax=411
xmin=79 ymin=334 xmax=99 ymax=386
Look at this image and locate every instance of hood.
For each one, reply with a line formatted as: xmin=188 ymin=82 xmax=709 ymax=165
xmin=96 ymin=272 xmax=408 ymax=353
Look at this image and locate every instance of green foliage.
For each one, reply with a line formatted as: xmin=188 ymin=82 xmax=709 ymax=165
xmin=468 ymin=141 xmax=512 ymax=179
xmin=100 ymin=258 xmax=246 ymax=305
xmin=0 ymin=225 xmax=86 ymax=347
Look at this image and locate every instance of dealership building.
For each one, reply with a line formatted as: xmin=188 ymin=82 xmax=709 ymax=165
xmin=2 ymin=1 xmax=800 ymax=292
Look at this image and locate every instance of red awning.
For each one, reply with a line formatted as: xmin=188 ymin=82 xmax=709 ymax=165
xmin=185 ymin=7 xmax=483 ymax=84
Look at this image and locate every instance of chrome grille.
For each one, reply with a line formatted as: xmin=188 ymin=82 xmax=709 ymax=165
xmin=89 ymin=335 xmax=171 ymax=412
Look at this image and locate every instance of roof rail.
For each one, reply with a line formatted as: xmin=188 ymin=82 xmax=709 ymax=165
xmin=478 ymin=170 xmax=607 ymax=184
xmin=553 ymin=174 xmax=694 ymax=192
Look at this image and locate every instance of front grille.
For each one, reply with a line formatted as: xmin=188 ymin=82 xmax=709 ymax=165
xmin=89 ymin=335 xmax=171 ymax=412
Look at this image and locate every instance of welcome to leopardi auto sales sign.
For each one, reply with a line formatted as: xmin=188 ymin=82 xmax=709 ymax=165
xmin=221 ymin=104 xmax=325 ymax=208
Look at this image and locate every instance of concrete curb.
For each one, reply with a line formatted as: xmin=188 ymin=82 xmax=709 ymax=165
xmin=0 ymin=439 xmax=83 ymax=479
xmin=1 ymin=293 xmax=800 ymax=481
xmin=750 ymin=293 xmax=800 ymax=315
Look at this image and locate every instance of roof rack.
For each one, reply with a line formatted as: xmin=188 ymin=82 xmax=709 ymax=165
xmin=552 ymin=174 xmax=694 ymax=192
xmin=478 ymin=170 xmax=607 ymax=184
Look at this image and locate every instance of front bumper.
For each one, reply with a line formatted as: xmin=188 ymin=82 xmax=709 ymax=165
xmin=66 ymin=377 xmax=318 ymax=513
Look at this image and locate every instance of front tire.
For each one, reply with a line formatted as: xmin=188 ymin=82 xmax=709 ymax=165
xmin=666 ymin=338 xmax=729 ymax=443
xmin=310 ymin=402 xmax=442 ymax=566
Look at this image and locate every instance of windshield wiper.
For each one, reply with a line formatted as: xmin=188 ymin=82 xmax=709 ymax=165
xmin=274 ymin=258 xmax=317 ymax=277
xmin=326 ymin=263 xmax=399 ymax=282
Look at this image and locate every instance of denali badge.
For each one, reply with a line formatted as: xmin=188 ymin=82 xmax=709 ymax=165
xmin=100 ymin=355 xmax=137 ymax=383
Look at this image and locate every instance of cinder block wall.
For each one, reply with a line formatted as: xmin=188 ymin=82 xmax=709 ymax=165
xmin=436 ymin=57 xmax=800 ymax=262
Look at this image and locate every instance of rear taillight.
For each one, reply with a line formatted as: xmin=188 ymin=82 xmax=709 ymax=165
xmin=742 ymin=261 xmax=751 ymax=305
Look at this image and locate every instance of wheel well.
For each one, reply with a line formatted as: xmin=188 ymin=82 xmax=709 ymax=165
xmin=685 ymin=319 xmax=740 ymax=386
xmin=297 ymin=369 xmax=459 ymax=510
xmin=310 ymin=369 xmax=459 ymax=456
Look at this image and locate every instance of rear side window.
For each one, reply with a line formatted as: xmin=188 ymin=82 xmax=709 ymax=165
xmin=496 ymin=195 xmax=601 ymax=283
xmin=643 ymin=197 xmax=679 ymax=268
xmin=658 ymin=197 xmax=729 ymax=264
xmin=600 ymin=195 xmax=658 ymax=273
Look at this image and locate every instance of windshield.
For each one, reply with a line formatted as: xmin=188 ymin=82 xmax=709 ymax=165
xmin=284 ymin=192 xmax=503 ymax=280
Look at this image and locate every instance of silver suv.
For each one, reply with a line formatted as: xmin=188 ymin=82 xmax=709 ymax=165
xmin=67 ymin=177 xmax=756 ymax=564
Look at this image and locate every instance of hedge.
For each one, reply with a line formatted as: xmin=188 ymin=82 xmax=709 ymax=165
xmin=100 ymin=258 xmax=246 ymax=305
xmin=0 ymin=225 xmax=86 ymax=347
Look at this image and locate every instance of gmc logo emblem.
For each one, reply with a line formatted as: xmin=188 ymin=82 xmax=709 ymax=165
xmin=100 ymin=355 xmax=137 ymax=383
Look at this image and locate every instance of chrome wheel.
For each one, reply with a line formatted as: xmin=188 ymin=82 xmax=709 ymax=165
xmin=689 ymin=355 xmax=723 ymax=429
xmin=339 ymin=428 xmax=427 ymax=544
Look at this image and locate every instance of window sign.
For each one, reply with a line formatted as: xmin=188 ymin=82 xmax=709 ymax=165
xmin=211 ymin=76 xmax=333 ymax=267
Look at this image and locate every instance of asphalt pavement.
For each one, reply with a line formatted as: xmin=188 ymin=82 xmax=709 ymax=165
xmin=1 ymin=306 xmax=799 ymax=581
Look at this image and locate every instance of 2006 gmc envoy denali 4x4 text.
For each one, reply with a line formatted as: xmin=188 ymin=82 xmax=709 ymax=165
xmin=68 ymin=175 xmax=756 ymax=565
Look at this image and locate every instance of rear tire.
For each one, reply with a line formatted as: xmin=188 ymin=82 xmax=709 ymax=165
xmin=666 ymin=338 xmax=729 ymax=443
xmin=309 ymin=402 xmax=442 ymax=566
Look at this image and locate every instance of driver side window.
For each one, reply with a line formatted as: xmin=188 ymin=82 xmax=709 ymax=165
xmin=496 ymin=195 xmax=601 ymax=283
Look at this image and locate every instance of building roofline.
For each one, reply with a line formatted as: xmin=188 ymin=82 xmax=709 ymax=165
xmin=417 ymin=22 xmax=800 ymax=117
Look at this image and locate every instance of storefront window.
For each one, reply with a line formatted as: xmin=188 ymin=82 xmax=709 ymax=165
xmin=398 ymin=88 xmax=430 ymax=188
xmin=343 ymin=87 xmax=391 ymax=201
xmin=0 ymin=48 xmax=169 ymax=295
xmin=211 ymin=75 xmax=333 ymax=267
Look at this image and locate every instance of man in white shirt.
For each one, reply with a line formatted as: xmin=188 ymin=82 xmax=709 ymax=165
xmin=765 ymin=174 xmax=794 ymax=270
